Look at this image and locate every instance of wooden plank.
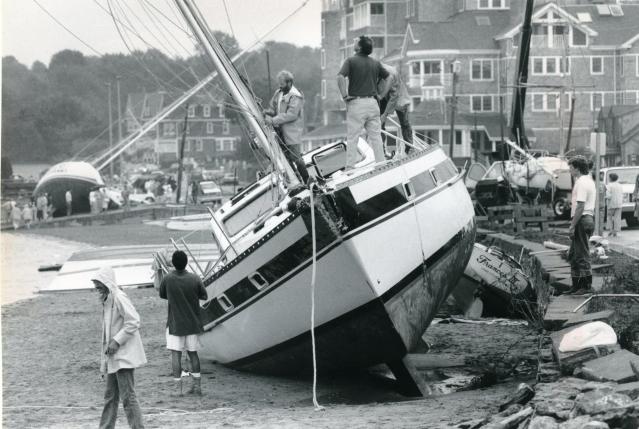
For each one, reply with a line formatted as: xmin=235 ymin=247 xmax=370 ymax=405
xmin=592 ymin=263 xmax=614 ymax=271
xmin=581 ymin=350 xmax=639 ymax=383
xmin=544 ymin=295 xmax=588 ymax=330
xmin=562 ymin=310 xmax=615 ymax=328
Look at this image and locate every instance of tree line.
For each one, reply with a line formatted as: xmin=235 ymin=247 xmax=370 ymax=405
xmin=1 ymin=32 xmax=320 ymax=163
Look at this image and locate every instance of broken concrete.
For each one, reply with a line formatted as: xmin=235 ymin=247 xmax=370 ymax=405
xmin=580 ymin=350 xmax=639 ymax=383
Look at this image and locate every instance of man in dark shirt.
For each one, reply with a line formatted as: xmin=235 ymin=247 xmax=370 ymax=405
xmin=337 ymin=35 xmax=390 ymax=169
xmin=160 ymin=250 xmax=208 ymax=396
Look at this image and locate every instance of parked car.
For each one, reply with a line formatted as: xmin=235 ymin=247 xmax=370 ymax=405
xmin=599 ymin=166 xmax=639 ymax=227
xmin=220 ymin=173 xmax=239 ymax=185
xmin=198 ymin=181 xmax=223 ymax=205
xmin=128 ymin=192 xmax=156 ymax=205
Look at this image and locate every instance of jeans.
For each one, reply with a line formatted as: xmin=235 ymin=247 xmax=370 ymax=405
xmin=379 ymin=100 xmax=413 ymax=155
xmin=100 ymin=368 xmax=144 ymax=429
xmin=345 ymin=98 xmax=385 ymax=167
xmin=568 ymin=215 xmax=594 ymax=278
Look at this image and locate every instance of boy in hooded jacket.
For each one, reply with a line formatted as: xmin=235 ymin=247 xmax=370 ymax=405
xmin=92 ymin=266 xmax=147 ymax=429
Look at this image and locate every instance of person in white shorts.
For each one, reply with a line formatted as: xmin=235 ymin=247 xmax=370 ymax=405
xmin=159 ymin=251 xmax=208 ymax=396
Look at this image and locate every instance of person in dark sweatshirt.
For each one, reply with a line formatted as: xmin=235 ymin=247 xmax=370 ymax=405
xmin=159 ymin=251 xmax=208 ymax=396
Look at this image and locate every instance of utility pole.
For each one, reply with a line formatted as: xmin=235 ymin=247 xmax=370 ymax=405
xmin=116 ymin=76 xmax=123 ymax=176
xmin=448 ymin=60 xmax=460 ymax=159
xmin=176 ymin=104 xmax=189 ymax=204
xmin=473 ymin=112 xmax=478 ymax=163
xmin=106 ymin=82 xmax=114 ymax=179
xmin=594 ymin=131 xmax=602 ymax=236
xmin=564 ymin=94 xmax=576 ymax=155
xmin=559 ymin=87 xmax=565 ymax=156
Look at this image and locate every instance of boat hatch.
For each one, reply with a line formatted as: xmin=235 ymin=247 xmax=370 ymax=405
xmin=218 ymin=295 xmax=234 ymax=311
xmin=223 ymin=186 xmax=278 ymax=236
xmin=311 ymin=142 xmax=347 ymax=178
xmin=248 ymin=272 xmax=269 ymax=290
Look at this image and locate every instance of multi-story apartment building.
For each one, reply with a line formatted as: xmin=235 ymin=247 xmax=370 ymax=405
xmin=310 ymin=0 xmax=639 ymax=165
xmin=124 ymin=92 xmax=242 ymax=168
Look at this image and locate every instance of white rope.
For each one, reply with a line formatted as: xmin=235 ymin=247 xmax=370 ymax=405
xmin=308 ymin=184 xmax=325 ymax=411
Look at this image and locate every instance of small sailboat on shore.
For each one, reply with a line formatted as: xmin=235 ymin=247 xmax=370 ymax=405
xmin=449 ymin=243 xmax=535 ymax=318
xmin=155 ymin=0 xmax=476 ymax=386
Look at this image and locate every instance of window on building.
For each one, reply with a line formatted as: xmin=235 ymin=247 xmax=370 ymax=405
xmin=471 ymin=95 xmax=493 ymax=112
xmin=203 ymin=104 xmax=211 ymax=117
xmin=531 ymin=57 xmax=569 ymax=75
xmin=371 ymin=36 xmax=384 ymax=49
xmin=455 ymin=130 xmax=462 ymax=145
xmin=187 ymin=105 xmax=195 ymax=117
xmin=185 ymin=140 xmax=191 ymax=151
xmin=531 ymin=93 xmax=559 ymax=112
xmin=478 ymin=0 xmax=505 ymax=10
xmin=406 ymin=0 xmax=415 ymax=17
xmin=196 ymin=139 xmax=203 ymax=151
xmin=207 ymin=122 xmax=214 ymax=134
xmin=163 ymin=122 xmax=176 ymax=136
xmin=370 ymin=3 xmax=384 ymax=14
xmin=321 ymin=19 xmax=325 ymax=39
xmin=352 ymin=3 xmax=368 ymax=29
xmin=563 ymin=93 xmax=573 ymax=111
xmin=423 ymin=87 xmax=442 ymax=100
xmin=215 ymin=140 xmax=222 ymax=151
xmin=572 ymin=28 xmax=587 ymax=47
xmin=591 ymin=56 xmax=604 ymax=75
xmin=471 ymin=59 xmax=493 ymax=80
xmin=223 ymin=120 xmax=230 ymax=134
xmin=321 ymin=80 xmax=327 ymax=99
xmin=591 ymin=92 xmax=604 ymax=111
xmin=321 ymin=49 xmax=326 ymax=69
xmin=346 ymin=13 xmax=353 ymax=30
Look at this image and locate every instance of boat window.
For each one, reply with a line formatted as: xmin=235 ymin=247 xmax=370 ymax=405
xmin=224 ymin=187 xmax=278 ymax=236
xmin=410 ymin=171 xmax=436 ymax=195
xmin=248 ymin=272 xmax=269 ymax=290
xmin=434 ymin=162 xmax=455 ymax=183
xmin=430 ymin=169 xmax=440 ymax=185
xmin=217 ymin=295 xmax=233 ymax=311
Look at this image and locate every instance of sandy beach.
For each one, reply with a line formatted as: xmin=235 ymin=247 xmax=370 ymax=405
xmin=2 ymin=220 xmax=538 ymax=428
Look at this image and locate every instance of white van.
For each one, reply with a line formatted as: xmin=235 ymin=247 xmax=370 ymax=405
xmin=600 ymin=166 xmax=639 ymax=227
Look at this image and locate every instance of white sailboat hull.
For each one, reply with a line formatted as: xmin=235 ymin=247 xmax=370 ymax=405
xmin=196 ymin=147 xmax=476 ymax=373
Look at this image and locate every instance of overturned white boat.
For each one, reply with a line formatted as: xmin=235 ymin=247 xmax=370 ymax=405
xmin=159 ymin=0 xmax=476 ymax=382
xmin=33 ymin=161 xmax=105 ymax=217
xmin=450 ymin=243 xmax=535 ymax=318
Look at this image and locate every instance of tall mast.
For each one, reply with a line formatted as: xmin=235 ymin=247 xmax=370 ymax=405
xmin=510 ymin=0 xmax=534 ymax=149
xmin=174 ymin=0 xmax=300 ymax=187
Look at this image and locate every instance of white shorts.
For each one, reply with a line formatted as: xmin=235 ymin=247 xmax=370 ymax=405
xmin=166 ymin=328 xmax=201 ymax=352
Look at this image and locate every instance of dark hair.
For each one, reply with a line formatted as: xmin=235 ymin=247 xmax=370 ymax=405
xmin=172 ymin=250 xmax=188 ymax=270
xmin=568 ymin=156 xmax=590 ymax=175
xmin=609 ymin=173 xmax=618 ymax=182
xmin=357 ymin=35 xmax=373 ymax=55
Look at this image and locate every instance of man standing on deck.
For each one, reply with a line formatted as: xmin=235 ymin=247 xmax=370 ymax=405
xmin=378 ymin=63 xmax=413 ymax=157
xmin=92 ymin=266 xmax=146 ymax=429
xmin=159 ymin=250 xmax=208 ymax=396
xmin=567 ymin=156 xmax=596 ymax=295
xmin=65 ymin=189 xmax=73 ymax=216
xmin=263 ymin=70 xmax=310 ymax=184
xmin=337 ymin=35 xmax=390 ymax=169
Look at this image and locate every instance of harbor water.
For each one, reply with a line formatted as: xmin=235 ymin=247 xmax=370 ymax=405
xmin=0 ymin=232 xmax=88 ymax=305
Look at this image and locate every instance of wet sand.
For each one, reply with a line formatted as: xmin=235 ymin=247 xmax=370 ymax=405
xmin=2 ymin=221 xmax=538 ymax=428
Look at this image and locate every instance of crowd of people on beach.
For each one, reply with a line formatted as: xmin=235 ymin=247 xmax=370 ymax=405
xmin=92 ymin=250 xmax=207 ymax=428
xmin=2 ymin=193 xmax=53 ymax=230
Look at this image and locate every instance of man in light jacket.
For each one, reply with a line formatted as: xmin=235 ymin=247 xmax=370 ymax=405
xmin=92 ymin=266 xmax=147 ymax=429
xmin=264 ymin=70 xmax=310 ymax=184
xmin=378 ymin=62 xmax=413 ymax=157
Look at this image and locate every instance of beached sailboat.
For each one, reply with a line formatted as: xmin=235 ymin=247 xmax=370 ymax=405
xmin=33 ymin=161 xmax=105 ymax=217
xmin=157 ymin=0 xmax=476 ymax=384
xmin=449 ymin=243 xmax=535 ymax=318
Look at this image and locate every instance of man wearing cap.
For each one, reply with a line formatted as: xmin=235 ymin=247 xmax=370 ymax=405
xmin=337 ymin=35 xmax=390 ymax=169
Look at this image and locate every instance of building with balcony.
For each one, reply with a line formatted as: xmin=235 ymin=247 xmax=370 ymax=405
xmin=310 ymin=0 xmax=639 ymax=166
xmin=124 ymin=92 xmax=242 ymax=168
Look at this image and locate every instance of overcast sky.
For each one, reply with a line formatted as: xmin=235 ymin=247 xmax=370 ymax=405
xmin=1 ymin=0 xmax=321 ymax=67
